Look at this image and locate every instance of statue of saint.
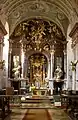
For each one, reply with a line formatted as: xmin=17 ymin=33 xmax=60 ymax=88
xmin=54 ymin=66 xmax=63 ymax=94
xmin=12 ymin=65 xmax=21 ymax=79
xmin=34 ymin=72 xmax=41 ymax=89
xmin=54 ymin=65 xmax=63 ymax=82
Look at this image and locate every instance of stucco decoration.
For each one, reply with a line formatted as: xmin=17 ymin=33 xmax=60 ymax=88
xmin=0 ymin=0 xmax=78 ymax=36
xmin=8 ymin=1 xmax=68 ymax=37
xmin=28 ymin=1 xmax=49 ymax=13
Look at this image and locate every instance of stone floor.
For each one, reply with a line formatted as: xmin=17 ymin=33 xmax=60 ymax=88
xmin=4 ymin=104 xmax=71 ymax=120
xmin=2 ymin=95 xmax=71 ymax=120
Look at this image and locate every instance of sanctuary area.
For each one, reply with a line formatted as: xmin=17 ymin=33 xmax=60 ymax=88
xmin=0 ymin=0 xmax=78 ymax=120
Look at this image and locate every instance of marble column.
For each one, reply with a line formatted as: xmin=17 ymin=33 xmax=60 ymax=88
xmin=47 ymin=60 xmax=50 ymax=79
xmin=8 ymin=39 xmax=13 ymax=78
xmin=0 ymin=38 xmax=4 ymax=60
xmin=72 ymin=69 xmax=76 ymax=92
xmin=63 ymin=48 xmax=67 ymax=90
xmin=49 ymin=49 xmax=55 ymax=94
xmin=24 ymin=56 xmax=28 ymax=79
xmin=0 ymin=38 xmax=4 ymax=89
xmin=21 ymin=43 xmax=24 ymax=78
xmin=0 ymin=21 xmax=7 ymax=88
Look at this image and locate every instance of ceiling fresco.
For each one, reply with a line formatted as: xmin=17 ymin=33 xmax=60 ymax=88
xmin=0 ymin=0 xmax=78 ymax=36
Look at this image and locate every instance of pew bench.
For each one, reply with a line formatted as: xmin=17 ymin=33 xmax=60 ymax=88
xmin=61 ymin=94 xmax=78 ymax=120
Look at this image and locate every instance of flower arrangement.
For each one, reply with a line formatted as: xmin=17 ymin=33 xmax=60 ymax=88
xmin=71 ymin=60 xmax=78 ymax=71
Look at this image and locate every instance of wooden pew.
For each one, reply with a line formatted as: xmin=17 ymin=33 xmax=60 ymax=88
xmin=0 ymin=87 xmax=14 ymax=119
xmin=61 ymin=94 xmax=78 ymax=120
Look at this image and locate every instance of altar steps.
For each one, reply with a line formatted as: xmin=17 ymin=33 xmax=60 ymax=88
xmin=20 ymin=96 xmax=54 ymax=109
xmin=21 ymin=96 xmax=53 ymax=104
xmin=10 ymin=95 xmax=62 ymax=109
xmin=10 ymin=95 xmax=54 ymax=109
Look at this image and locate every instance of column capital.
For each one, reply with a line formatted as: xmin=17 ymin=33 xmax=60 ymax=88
xmin=8 ymin=39 xmax=13 ymax=43
xmin=50 ymin=50 xmax=55 ymax=55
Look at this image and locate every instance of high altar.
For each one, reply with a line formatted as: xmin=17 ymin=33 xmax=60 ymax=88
xmin=8 ymin=19 xmax=65 ymax=95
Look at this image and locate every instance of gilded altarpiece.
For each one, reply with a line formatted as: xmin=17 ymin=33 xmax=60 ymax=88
xmin=27 ymin=54 xmax=47 ymax=87
xmin=9 ymin=18 xmax=66 ymax=93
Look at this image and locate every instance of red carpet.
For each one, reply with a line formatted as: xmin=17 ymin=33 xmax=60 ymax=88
xmin=22 ymin=109 xmax=52 ymax=120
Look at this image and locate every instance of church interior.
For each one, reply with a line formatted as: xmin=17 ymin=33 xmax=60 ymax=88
xmin=0 ymin=0 xmax=78 ymax=120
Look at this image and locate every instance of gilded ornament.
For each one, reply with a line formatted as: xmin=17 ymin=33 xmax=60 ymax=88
xmin=0 ymin=60 xmax=5 ymax=69
xmin=71 ymin=60 xmax=78 ymax=71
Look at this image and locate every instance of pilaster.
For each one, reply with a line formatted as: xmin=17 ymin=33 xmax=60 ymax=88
xmin=69 ymin=22 xmax=78 ymax=92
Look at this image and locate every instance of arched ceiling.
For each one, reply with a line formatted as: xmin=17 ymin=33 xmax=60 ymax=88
xmin=0 ymin=0 xmax=78 ymax=37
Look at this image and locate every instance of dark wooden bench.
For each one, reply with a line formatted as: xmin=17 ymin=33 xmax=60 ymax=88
xmin=61 ymin=94 xmax=78 ymax=120
xmin=0 ymin=95 xmax=11 ymax=120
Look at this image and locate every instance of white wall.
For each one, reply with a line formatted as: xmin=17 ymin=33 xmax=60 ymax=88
xmin=3 ymin=21 xmax=9 ymax=87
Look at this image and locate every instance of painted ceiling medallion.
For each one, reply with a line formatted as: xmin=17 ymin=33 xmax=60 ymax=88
xmin=29 ymin=1 xmax=49 ymax=13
